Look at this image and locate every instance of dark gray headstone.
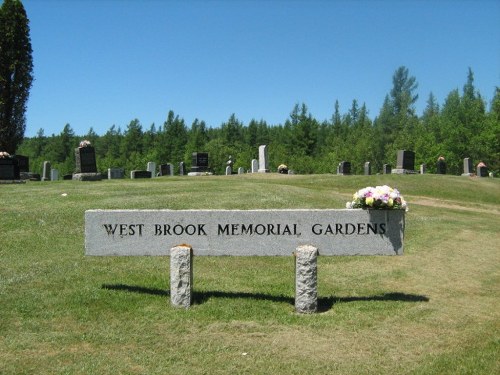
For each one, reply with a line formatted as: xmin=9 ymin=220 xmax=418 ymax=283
xmin=179 ymin=162 xmax=184 ymax=176
xmin=383 ymin=164 xmax=392 ymax=174
xmin=396 ymin=150 xmax=415 ymax=171
xmin=0 ymin=158 xmax=20 ymax=180
xmin=191 ymin=152 xmax=209 ymax=173
xmin=436 ymin=159 xmax=446 ymax=174
xmin=13 ymin=155 xmax=29 ymax=173
xmin=477 ymin=165 xmax=488 ymax=177
xmin=75 ymin=147 xmax=97 ymax=173
xmin=160 ymin=164 xmax=172 ymax=176
xmin=131 ymin=170 xmax=152 ymax=179
xmin=338 ymin=161 xmax=351 ymax=175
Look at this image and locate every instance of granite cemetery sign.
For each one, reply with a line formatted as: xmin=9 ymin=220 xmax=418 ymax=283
xmin=86 ymin=209 xmax=405 ymax=256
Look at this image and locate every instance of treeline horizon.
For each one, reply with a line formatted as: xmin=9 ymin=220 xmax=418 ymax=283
xmin=18 ymin=67 xmax=500 ymax=176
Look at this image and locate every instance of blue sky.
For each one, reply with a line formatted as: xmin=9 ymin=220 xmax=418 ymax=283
xmin=22 ymin=0 xmax=500 ymax=137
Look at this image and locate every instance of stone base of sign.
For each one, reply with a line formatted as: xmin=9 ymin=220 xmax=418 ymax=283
xmin=73 ymin=173 xmax=102 ymax=181
xmin=391 ymin=168 xmax=416 ymax=174
xmin=295 ymin=245 xmax=318 ymax=313
xmin=170 ymin=245 xmax=193 ymax=308
xmin=187 ymin=172 xmax=213 ymax=176
xmin=461 ymin=173 xmax=474 ymax=177
xmin=258 ymin=169 xmax=270 ymax=173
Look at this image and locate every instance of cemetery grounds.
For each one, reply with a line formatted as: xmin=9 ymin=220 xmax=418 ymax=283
xmin=0 ymin=174 xmax=499 ymax=374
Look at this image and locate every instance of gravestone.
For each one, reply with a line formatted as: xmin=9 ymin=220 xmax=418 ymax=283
xmin=258 ymin=145 xmax=269 ymax=173
xmin=420 ymin=164 xmax=426 ymax=174
xmin=364 ymin=162 xmax=371 ymax=175
xmin=225 ymin=166 xmax=232 ymax=175
xmin=383 ymin=164 xmax=391 ymax=174
xmin=436 ymin=157 xmax=446 ymax=174
xmin=190 ymin=152 xmax=209 ymax=174
xmin=160 ymin=163 xmax=174 ymax=176
xmin=108 ymin=168 xmax=124 ymax=179
xmin=179 ymin=162 xmax=184 ymax=176
xmin=75 ymin=146 xmax=97 ymax=173
xmin=476 ymin=162 xmax=488 ymax=177
xmin=338 ymin=161 xmax=351 ymax=175
xmin=0 ymin=157 xmax=20 ymax=180
xmin=74 ymin=146 xmax=101 ymax=181
xmin=462 ymin=158 xmax=473 ymax=176
xmin=393 ymin=150 xmax=415 ymax=174
xmin=13 ymin=155 xmax=29 ymax=173
xmin=238 ymin=167 xmax=244 ymax=174
xmin=251 ymin=159 xmax=258 ymax=173
xmin=42 ymin=161 xmax=51 ymax=181
xmin=147 ymin=162 xmax=156 ymax=177
xmin=131 ymin=170 xmax=152 ymax=179
xmin=51 ymin=169 xmax=59 ymax=181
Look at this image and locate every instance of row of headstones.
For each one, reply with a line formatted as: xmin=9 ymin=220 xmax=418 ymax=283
xmin=337 ymin=151 xmax=491 ymax=177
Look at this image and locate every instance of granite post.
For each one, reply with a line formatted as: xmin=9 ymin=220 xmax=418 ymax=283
xmin=170 ymin=245 xmax=193 ymax=308
xmin=295 ymin=245 xmax=318 ymax=314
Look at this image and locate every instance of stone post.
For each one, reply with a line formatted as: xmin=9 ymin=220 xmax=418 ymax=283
xmin=170 ymin=245 xmax=193 ymax=308
xmin=295 ymin=245 xmax=318 ymax=313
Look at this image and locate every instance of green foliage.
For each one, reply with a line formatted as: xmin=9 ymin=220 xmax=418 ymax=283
xmin=0 ymin=0 xmax=33 ymax=154
xmin=16 ymin=67 xmax=500 ymax=177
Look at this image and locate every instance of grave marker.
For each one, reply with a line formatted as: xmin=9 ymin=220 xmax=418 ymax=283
xmin=364 ymin=162 xmax=371 ymax=176
xmin=392 ymin=150 xmax=415 ymax=174
xmin=189 ymin=152 xmax=210 ymax=175
xmin=436 ymin=157 xmax=446 ymax=174
xmin=42 ymin=161 xmax=51 ymax=181
xmin=0 ymin=157 xmax=20 ymax=180
xmin=147 ymin=162 xmax=157 ymax=177
xmin=251 ymin=159 xmax=258 ymax=173
xmin=258 ymin=145 xmax=269 ymax=173
xmin=462 ymin=157 xmax=473 ymax=176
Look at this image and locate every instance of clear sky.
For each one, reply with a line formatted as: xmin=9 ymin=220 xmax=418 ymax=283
xmin=22 ymin=0 xmax=500 ymax=137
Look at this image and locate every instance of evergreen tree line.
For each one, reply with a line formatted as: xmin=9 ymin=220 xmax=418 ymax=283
xmin=18 ymin=67 xmax=500 ymax=176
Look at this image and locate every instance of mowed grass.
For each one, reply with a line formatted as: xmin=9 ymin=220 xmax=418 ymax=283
xmin=0 ymin=173 xmax=499 ymax=374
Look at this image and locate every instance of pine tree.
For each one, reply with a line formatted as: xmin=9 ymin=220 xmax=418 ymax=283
xmin=0 ymin=0 xmax=33 ymax=154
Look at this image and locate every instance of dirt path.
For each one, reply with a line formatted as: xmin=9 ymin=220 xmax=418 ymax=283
xmin=406 ymin=195 xmax=500 ymax=215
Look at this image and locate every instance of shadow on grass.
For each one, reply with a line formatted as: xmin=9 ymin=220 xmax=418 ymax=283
xmin=102 ymin=284 xmax=429 ymax=312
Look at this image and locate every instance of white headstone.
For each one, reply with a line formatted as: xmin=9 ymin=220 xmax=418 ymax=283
xmin=251 ymin=159 xmax=258 ymax=173
xmin=258 ymin=145 xmax=269 ymax=173
xmin=147 ymin=162 xmax=156 ymax=177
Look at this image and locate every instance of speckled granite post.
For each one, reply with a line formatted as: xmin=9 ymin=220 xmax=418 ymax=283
xmin=170 ymin=245 xmax=193 ymax=308
xmin=295 ymin=245 xmax=318 ymax=313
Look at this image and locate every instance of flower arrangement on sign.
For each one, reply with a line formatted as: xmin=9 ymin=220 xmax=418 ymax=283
xmin=346 ymin=185 xmax=408 ymax=210
xmin=0 ymin=151 xmax=10 ymax=158
xmin=79 ymin=140 xmax=92 ymax=148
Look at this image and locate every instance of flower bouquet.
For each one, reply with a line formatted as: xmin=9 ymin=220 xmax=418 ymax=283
xmin=346 ymin=185 xmax=407 ymax=210
xmin=79 ymin=140 xmax=92 ymax=148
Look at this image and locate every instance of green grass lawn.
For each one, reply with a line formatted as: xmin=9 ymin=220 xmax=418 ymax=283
xmin=1 ymin=174 xmax=499 ymax=374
